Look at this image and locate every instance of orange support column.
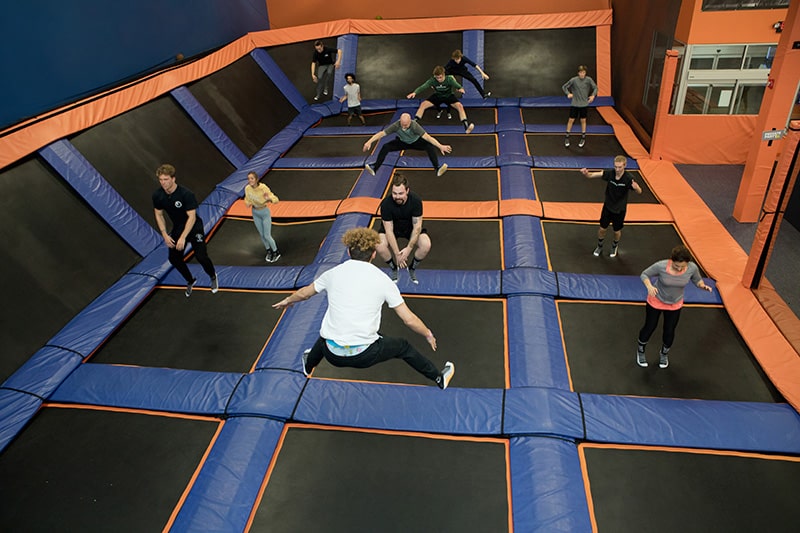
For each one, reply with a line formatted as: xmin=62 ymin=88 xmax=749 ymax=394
xmin=649 ymin=50 xmax=679 ymax=161
xmin=734 ymin=0 xmax=800 ymax=222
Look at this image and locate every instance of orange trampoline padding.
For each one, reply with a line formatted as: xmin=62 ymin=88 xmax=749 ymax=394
xmin=227 ymin=198 xmax=382 ymax=218
xmin=541 ymin=202 xmax=672 ymax=222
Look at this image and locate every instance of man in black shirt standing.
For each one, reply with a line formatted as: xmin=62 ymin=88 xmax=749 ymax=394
xmin=580 ymin=155 xmax=642 ymax=258
xmin=311 ymin=40 xmax=342 ymax=101
xmin=376 ymin=174 xmax=430 ymax=284
xmin=152 ymin=164 xmax=218 ymax=297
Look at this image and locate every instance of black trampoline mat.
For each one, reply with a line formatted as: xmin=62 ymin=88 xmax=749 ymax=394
xmin=528 ymin=133 xmax=629 ymax=158
xmin=484 ymin=28 xmax=596 ymax=98
xmin=356 ymin=33 xmax=463 ymax=100
xmin=0 ymin=156 xmax=141 ymax=383
xmin=188 ymin=55 xmax=298 ymax=158
xmin=265 ymin=40 xmax=337 ymax=105
xmin=263 ymin=169 xmax=360 ymax=201
xmin=438 ymin=133 xmax=497 ymax=156
xmin=0 ymin=406 xmax=218 ymax=531
xmin=208 ymin=217 xmax=334 ymax=266
xmin=533 ymin=169 xmax=657 ymax=203
xmin=252 ymin=426 xmax=510 ymax=532
xmin=370 ymin=218 xmax=503 ymax=270
xmin=559 ymin=301 xmax=782 ymax=402
xmin=90 ymin=288 xmax=284 ymax=372
xmin=543 ymin=222 xmax=694 ymax=276
xmin=313 ymin=110 xmax=396 ymax=128
xmin=70 ymin=94 xmax=235 ymax=225
xmin=312 ymin=296 xmax=507 ymax=388
xmin=393 ymin=168 xmax=500 ymax=201
xmin=414 ymin=107 xmax=497 ymax=126
xmin=582 ymin=445 xmax=800 ymax=533
xmin=521 ymin=106 xmax=607 ymax=125
xmin=282 ymin=135 xmax=371 ymax=158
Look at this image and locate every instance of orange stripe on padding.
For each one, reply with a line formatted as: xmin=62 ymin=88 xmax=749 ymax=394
xmin=422 ymin=201 xmax=499 ymax=218
xmin=499 ymin=199 xmax=543 ymax=217
xmin=337 ymin=197 xmax=381 ymax=215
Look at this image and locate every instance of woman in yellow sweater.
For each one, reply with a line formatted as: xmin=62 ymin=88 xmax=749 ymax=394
xmin=244 ymin=171 xmax=280 ymax=262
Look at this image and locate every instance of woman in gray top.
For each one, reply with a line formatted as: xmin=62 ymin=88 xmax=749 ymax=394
xmin=636 ymin=245 xmax=713 ymax=368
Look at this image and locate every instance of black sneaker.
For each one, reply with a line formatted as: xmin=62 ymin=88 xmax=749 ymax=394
xmin=390 ymin=268 xmax=398 ymax=283
xmin=564 ymin=135 xmax=570 ymax=147
xmin=271 ymin=251 xmax=281 ymax=263
xmin=408 ymin=268 xmax=418 ymax=284
xmin=447 ymin=112 xmax=452 ymax=120
xmin=637 ymin=351 xmax=648 ymax=368
xmin=323 ymin=89 xmax=328 ymax=96
xmin=313 ymin=95 xmax=319 ymax=101
xmin=609 ymin=245 xmax=618 ymax=258
xmin=185 ymin=278 xmax=197 ymax=298
xmin=484 ymin=91 xmax=492 ymax=98
xmin=659 ymin=352 xmax=669 ymax=369
xmin=210 ymin=275 xmax=219 ymax=294
xmin=365 ymin=163 xmax=376 ymax=176
xmin=302 ymin=349 xmax=311 ymax=377
xmin=436 ymin=109 xmax=443 ymax=119
xmin=593 ymin=245 xmax=602 ymax=257
xmin=265 ymin=252 xmax=272 ymax=263
xmin=578 ymin=135 xmax=586 ymax=148
xmin=436 ymin=361 xmax=455 ymax=390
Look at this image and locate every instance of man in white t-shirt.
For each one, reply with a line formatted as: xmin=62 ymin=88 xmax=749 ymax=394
xmin=273 ymin=227 xmax=455 ymax=389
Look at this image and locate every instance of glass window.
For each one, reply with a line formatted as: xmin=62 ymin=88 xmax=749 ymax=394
xmin=689 ymin=45 xmax=745 ymax=70
xmin=708 ymin=84 xmax=736 ymax=114
xmin=702 ymin=0 xmax=789 ymax=10
xmin=743 ymin=45 xmax=776 ymax=69
xmin=734 ymin=83 xmax=766 ymax=114
xmin=683 ymin=85 xmax=710 ymax=114
xmin=683 ymin=84 xmax=736 ymax=114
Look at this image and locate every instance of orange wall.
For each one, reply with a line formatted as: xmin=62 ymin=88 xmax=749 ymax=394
xmin=266 ymin=0 xmax=610 ymax=28
xmin=675 ymin=0 xmax=787 ymax=44
xmin=652 ymin=114 xmax=757 ymax=164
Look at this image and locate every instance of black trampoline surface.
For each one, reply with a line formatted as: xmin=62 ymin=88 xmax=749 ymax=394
xmin=313 ymin=110 xmax=396 ymax=128
xmin=0 ymin=406 xmax=218 ymax=531
xmin=264 ymin=39 xmax=333 ymax=104
xmin=528 ymin=133 xmax=630 ymax=158
xmin=484 ymin=28 xmax=596 ymax=98
xmin=370 ymin=218 xmax=503 ymax=270
xmin=582 ymin=444 xmax=800 ymax=533
xmin=263 ymin=169 xmax=361 ymax=201
xmin=393 ymin=168 xmax=500 ymax=201
xmin=533 ymin=168 xmax=657 ymax=203
xmin=559 ymin=302 xmax=782 ymax=402
xmin=0 ymin=156 xmax=141 ymax=384
xmin=414 ymin=107 xmax=497 ymax=126
xmin=252 ymin=426 xmax=510 ymax=533
xmin=282 ymin=134 xmax=370 ymax=158
xmin=208 ymin=217 xmax=334 ymax=266
xmin=188 ymin=55 xmax=298 ymax=158
xmin=543 ymin=222 xmax=694 ymax=276
xmin=89 ymin=288 xmax=284 ymax=373
xmin=312 ymin=296 xmax=507 ymax=388
xmin=69 ymin=94 xmax=236 ymax=224
xmin=356 ymin=33 xmax=463 ymax=100
xmin=438 ymin=133 xmax=497 ymax=156
xmin=521 ymin=106 xmax=608 ymax=125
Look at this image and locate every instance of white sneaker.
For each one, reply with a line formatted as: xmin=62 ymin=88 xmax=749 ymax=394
xmin=364 ymin=163 xmax=376 ymax=176
xmin=436 ymin=361 xmax=455 ymax=390
xmin=465 ymin=122 xmax=475 ymax=134
xmin=436 ymin=164 xmax=448 ymax=176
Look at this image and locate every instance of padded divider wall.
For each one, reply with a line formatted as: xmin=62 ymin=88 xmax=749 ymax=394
xmin=503 ymin=216 xmax=548 ymax=269
xmin=498 ymin=131 xmax=529 ymax=156
xmin=557 ymin=273 xmax=721 ymax=304
xmin=313 ymin=213 xmax=373 ymax=264
xmin=170 ymin=87 xmax=248 ymax=168
xmin=39 ymin=140 xmax=161 ymax=256
xmin=255 ymin=295 xmax=327 ymax=371
xmin=503 ymin=387 xmax=583 ymax=438
xmin=334 ymin=34 xmax=357 ymax=101
xmin=226 ymin=370 xmax=306 ymax=419
xmin=171 ymin=417 xmax=285 ymax=532
xmin=506 ymin=296 xmax=569 ymax=389
xmin=461 ymin=30 xmax=484 ymax=99
xmin=0 ymin=390 xmax=43 ymax=453
xmin=251 ymin=48 xmax=307 ymax=112
xmin=500 ymin=166 xmax=536 ymax=200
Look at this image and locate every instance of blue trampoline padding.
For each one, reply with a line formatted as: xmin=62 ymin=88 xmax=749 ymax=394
xmin=255 ymin=293 xmax=326 ymax=371
xmin=413 ymin=124 xmax=495 ymax=136
xmin=217 ymin=151 xmax=284 ymax=195
xmin=294 ymin=379 xmax=504 ymax=435
xmin=519 ymin=95 xmax=615 ymax=107
xmin=497 ymin=106 xmax=523 ymax=127
xmin=496 ymin=97 xmax=523 ymax=107
xmin=127 ymin=247 xmax=173 ymax=279
xmin=39 ymin=140 xmax=161 ymax=256
xmin=303 ymin=125 xmax=383 ymax=136
xmin=509 ymin=437 xmax=593 ymax=533
xmin=45 ymin=274 xmax=156 ymax=356
xmin=350 ymin=170 xmax=390 ymax=198
xmin=500 ymin=166 xmax=536 ymax=200
xmin=386 ymin=269 xmax=502 ymax=296
xmin=581 ymin=394 xmax=800 ymax=454
xmin=272 ymin=156 xmax=367 ymax=169
xmin=1 ymin=346 xmax=83 ymax=397
xmin=460 ymin=30 xmax=484 ymax=99
xmin=161 ymin=265 xmax=302 ymax=290
xmin=502 ymin=268 xmax=559 ymax=297
xmin=497 ymin=153 xmax=533 ymax=167
xmin=49 ymin=364 xmax=240 ymax=415
xmin=226 ymin=369 xmax=306 ymax=419
xmin=251 ymin=48 xmax=306 ymax=112
xmin=295 ymin=262 xmax=337 ymax=288
xmin=171 ymin=87 xmax=248 ymax=168
xmin=200 ymin=188 xmax=240 ymax=226
xmin=498 ymin=131 xmax=529 ymax=155
xmin=170 ymin=417 xmax=284 ymax=533
xmin=313 ymin=212 xmax=374 ymax=264
xmin=556 ymin=273 xmax=721 ymax=304
xmin=506 ymin=296 xmax=570 ymax=389
xmin=504 ymin=387 xmax=583 ymax=438
xmin=0 ymin=390 xmax=42 ymax=454
xmin=397 ymin=155 xmax=496 ymax=169
xmin=534 ymin=155 xmax=639 ymax=169
xmin=527 ymin=124 xmax=614 ymax=134
xmin=503 ymin=216 xmax=548 ymax=269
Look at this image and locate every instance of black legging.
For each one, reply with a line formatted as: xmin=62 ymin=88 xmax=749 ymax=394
xmin=637 ymin=302 xmax=682 ymax=348
xmin=373 ymin=138 xmax=440 ymax=170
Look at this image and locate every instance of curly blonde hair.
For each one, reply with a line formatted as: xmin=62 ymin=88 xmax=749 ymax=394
xmin=342 ymin=227 xmax=380 ymax=260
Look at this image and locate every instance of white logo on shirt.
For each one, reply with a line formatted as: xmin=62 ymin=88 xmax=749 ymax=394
xmin=174 ymin=201 xmax=183 ymax=208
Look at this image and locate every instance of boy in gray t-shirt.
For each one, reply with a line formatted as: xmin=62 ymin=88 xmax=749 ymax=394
xmin=562 ymin=65 xmax=598 ymax=148
xmin=339 ymin=73 xmax=365 ymax=126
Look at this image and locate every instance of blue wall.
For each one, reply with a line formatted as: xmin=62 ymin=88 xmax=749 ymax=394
xmin=0 ymin=0 xmax=269 ymax=130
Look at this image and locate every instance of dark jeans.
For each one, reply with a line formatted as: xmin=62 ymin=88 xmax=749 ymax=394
xmin=460 ymin=71 xmax=486 ymax=97
xmin=638 ymin=302 xmax=682 ymax=348
xmin=374 ymin=139 xmax=440 ymax=170
xmin=306 ymin=335 xmax=440 ymax=382
xmin=169 ymin=229 xmax=216 ymax=283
